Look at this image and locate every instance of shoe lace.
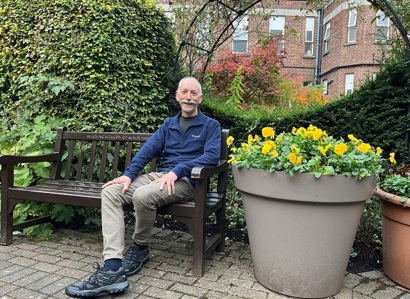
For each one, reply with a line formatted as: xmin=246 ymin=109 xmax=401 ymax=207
xmin=83 ymin=262 xmax=104 ymax=285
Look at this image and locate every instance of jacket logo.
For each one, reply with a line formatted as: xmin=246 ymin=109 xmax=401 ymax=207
xmin=191 ymin=135 xmax=201 ymax=138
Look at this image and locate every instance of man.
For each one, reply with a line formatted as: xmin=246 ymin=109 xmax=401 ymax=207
xmin=65 ymin=77 xmax=221 ymax=298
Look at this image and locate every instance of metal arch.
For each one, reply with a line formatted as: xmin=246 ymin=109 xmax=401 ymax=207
xmin=173 ymin=0 xmax=263 ymax=79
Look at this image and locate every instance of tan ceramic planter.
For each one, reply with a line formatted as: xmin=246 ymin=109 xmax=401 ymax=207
xmin=233 ymin=166 xmax=376 ymax=298
xmin=374 ymin=188 xmax=410 ymax=289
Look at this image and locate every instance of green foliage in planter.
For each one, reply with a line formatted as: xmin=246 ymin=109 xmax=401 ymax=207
xmin=0 ymin=0 xmax=177 ymax=133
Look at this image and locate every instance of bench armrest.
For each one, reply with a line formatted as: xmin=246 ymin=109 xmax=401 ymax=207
xmin=0 ymin=152 xmax=60 ymax=166
xmin=190 ymin=160 xmax=228 ymax=180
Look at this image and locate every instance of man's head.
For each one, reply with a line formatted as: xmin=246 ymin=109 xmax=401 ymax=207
xmin=175 ymin=77 xmax=203 ymax=118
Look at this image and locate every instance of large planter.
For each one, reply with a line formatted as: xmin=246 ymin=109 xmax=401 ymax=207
xmin=233 ymin=166 xmax=376 ymax=298
xmin=374 ymin=188 xmax=410 ymax=289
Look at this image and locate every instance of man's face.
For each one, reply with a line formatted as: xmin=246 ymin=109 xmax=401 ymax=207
xmin=175 ymin=78 xmax=203 ymax=117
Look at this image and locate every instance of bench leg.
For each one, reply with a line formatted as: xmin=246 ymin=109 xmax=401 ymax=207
xmin=192 ymin=221 xmax=206 ymax=276
xmin=1 ymin=199 xmax=15 ymax=245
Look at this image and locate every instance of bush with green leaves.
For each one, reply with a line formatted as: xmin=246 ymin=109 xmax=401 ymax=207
xmin=0 ymin=0 xmax=177 ymax=133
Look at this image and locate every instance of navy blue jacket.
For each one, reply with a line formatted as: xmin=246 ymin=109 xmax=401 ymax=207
xmin=123 ymin=109 xmax=221 ymax=182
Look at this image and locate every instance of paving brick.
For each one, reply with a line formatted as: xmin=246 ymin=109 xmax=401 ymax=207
xmin=371 ymin=287 xmax=405 ymax=299
xmin=353 ymin=281 xmax=384 ymax=296
xmin=144 ymin=286 xmax=183 ymax=299
xmin=170 ymin=283 xmax=208 ymax=297
xmin=5 ymin=287 xmax=48 ymax=299
xmin=0 ymin=227 xmax=409 ymax=299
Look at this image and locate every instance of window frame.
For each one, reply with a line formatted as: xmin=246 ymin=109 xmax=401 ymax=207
xmin=324 ymin=22 xmax=331 ymax=53
xmin=305 ymin=17 xmax=315 ymax=56
xmin=375 ymin=10 xmax=389 ymax=42
xmin=269 ymin=16 xmax=285 ymax=53
xmin=232 ymin=16 xmax=249 ymax=53
xmin=348 ymin=9 xmax=357 ymax=43
xmin=345 ymin=74 xmax=354 ymax=95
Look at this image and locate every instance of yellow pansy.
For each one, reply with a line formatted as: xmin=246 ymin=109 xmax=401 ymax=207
xmin=248 ymin=134 xmax=254 ymax=144
xmin=334 ymin=143 xmax=348 ymax=156
xmin=296 ymin=156 xmax=303 ymax=164
xmin=357 ymin=143 xmax=371 ymax=153
xmin=376 ymin=147 xmax=382 ymax=155
xmin=269 ymin=150 xmax=279 ymax=158
xmin=291 ymin=145 xmax=300 ymax=154
xmin=348 ymin=134 xmax=358 ymax=143
xmin=291 ymin=127 xmax=297 ymax=134
xmin=228 ymin=156 xmax=237 ymax=164
xmin=288 ymin=153 xmax=297 ymax=163
xmin=262 ymin=127 xmax=275 ymax=139
xmin=226 ymin=136 xmax=234 ymax=146
xmin=312 ymin=129 xmax=323 ymax=141
xmin=241 ymin=143 xmax=249 ymax=152
xmin=262 ymin=143 xmax=272 ymax=155
xmin=318 ymin=145 xmax=327 ymax=156
xmin=389 ymin=152 xmax=396 ymax=164
xmin=296 ymin=127 xmax=306 ymax=135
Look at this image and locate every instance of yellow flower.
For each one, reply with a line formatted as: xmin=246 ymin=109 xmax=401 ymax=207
xmin=262 ymin=127 xmax=275 ymax=139
xmin=389 ymin=152 xmax=396 ymax=164
xmin=266 ymin=140 xmax=276 ymax=150
xmin=231 ymin=147 xmax=237 ymax=153
xmin=348 ymin=134 xmax=358 ymax=143
xmin=228 ymin=156 xmax=237 ymax=164
xmin=308 ymin=124 xmax=318 ymax=131
xmin=241 ymin=143 xmax=249 ymax=152
xmin=227 ymin=136 xmax=234 ymax=146
xmin=248 ymin=134 xmax=254 ymax=144
xmin=376 ymin=147 xmax=382 ymax=155
xmin=269 ymin=150 xmax=279 ymax=158
xmin=296 ymin=156 xmax=303 ymax=164
xmin=357 ymin=143 xmax=371 ymax=153
xmin=304 ymin=131 xmax=313 ymax=138
xmin=334 ymin=143 xmax=348 ymax=156
xmin=106 ymin=4 xmax=112 ymax=11
xmin=318 ymin=145 xmax=326 ymax=156
xmin=291 ymin=145 xmax=300 ymax=154
xmin=288 ymin=153 xmax=297 ymax=163
xmin=262 ymin=143 xmax=272 ymax=155
xmin=296 ymin=127 xmax=306 ymax=135
xmin=312 ymin=129 xmax=323 ymax=141
xmin=291 ymin=127 xmax=297 ymax=134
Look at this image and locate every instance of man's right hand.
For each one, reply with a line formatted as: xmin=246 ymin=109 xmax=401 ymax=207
xmin=102 ymin=176 xmax=132 ymax=194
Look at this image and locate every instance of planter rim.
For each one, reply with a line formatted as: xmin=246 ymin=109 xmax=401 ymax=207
xmin=374 ymin=187 xmax=410 ymax=208
xmin=232 ymin=165 xmax=376 ymax=204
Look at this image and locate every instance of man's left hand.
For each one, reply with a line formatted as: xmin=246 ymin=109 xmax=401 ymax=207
xmin=152 ymin=171 xmax=178 ymax=196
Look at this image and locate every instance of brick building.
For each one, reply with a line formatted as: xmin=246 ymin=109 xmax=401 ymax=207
xmin=157 ymin=0 xmax=392 ymax=97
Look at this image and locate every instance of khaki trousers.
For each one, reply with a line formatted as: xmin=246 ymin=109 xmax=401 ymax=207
xmin=101 ymin=172 xmax=195 ymax=261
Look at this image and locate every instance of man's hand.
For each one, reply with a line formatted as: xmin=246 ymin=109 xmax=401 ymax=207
xmin=102 ymin=176 xmax=132 ymax=194
xmin=152 ymin=171 xmax=178 ymax=196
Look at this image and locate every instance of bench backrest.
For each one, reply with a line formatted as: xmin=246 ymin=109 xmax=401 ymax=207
xmin=50 ymin=127 xmax=229 ymax=183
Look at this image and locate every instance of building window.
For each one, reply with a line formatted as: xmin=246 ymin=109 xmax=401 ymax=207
xmin=305 ymin=17 xmax=315 ymax=56
xmin=322 ymin=80 xmax=328 ymax=95
xmin=324 ymin=22 xmax=330 ymax=53
xmin=269 ymin=16 xmax=285 ymax=53
xmin=348 ymin=9 xmax=357 ymax=43
xmin=233 ymin=17 xmax=248 ymax=53
xmin=345 ymin=74 xmax=354 ymax=94
xmin=375 ymin=10 xmax=389 ymax=41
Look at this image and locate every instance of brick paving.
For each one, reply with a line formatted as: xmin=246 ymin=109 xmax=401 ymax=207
xmin=0 ymin=225 xmax=409 ymax=299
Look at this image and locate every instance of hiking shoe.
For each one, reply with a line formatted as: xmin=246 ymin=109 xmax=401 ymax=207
xmin=122 ymin=243 xmax=150 ymax=277
xmin=65 ymin=263 xmax=129 ymax=298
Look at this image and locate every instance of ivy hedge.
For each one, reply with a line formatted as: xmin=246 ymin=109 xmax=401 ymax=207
xmin=0 ymin=0 xmax=177 ymax=133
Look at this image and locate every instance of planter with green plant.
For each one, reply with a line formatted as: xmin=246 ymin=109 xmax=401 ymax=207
xmin=227 ymin=125 xmax=389 ymax=298
xmin=374 ymin=163 xmax=410 ymax=290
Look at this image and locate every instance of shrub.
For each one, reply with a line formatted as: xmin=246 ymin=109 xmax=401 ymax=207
xmin=0 ymin=0 xmax=177 ymax=133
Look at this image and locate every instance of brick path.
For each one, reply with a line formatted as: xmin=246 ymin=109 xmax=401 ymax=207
xmin=0 ymin=225 xmax=409 ymax=299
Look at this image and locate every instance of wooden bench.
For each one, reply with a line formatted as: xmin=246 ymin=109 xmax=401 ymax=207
xmin=0 ymin=127 xmax=229 ymax=276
